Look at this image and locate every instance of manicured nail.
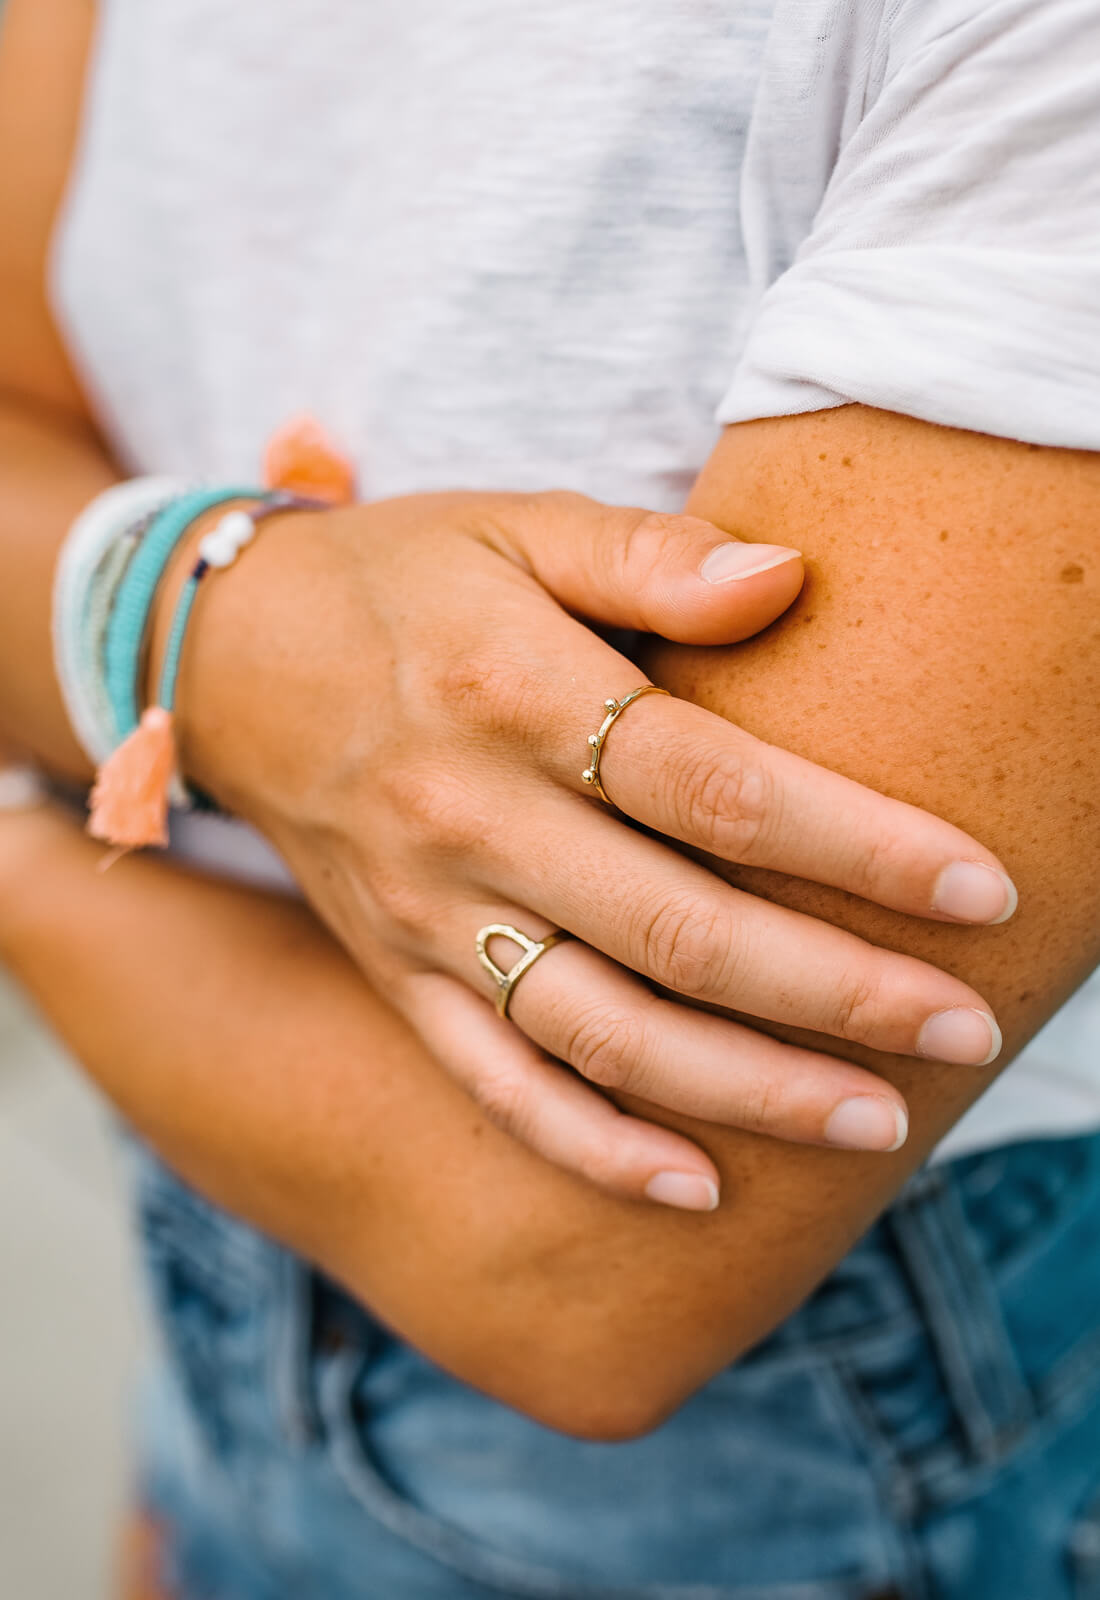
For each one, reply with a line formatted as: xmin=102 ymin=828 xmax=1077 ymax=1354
xmin=700 ymin=543 xmax=802 ymax=584
xmin=644 ymin=1172 xmax=720 ymax=1212
xmin=932 ymin=861 xmax=1018 ymax=924
xmin=917 ymin=1007 xmax=1002 ymax=1066
xmin=824 ymin=1097 xmax=908 ymax=1152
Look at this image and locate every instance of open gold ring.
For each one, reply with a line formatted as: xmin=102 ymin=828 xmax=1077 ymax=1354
xmin=476 ymin=923 xmax=573 ymax=1019
xmin=581 ymin=685 xmax=670 ymax=805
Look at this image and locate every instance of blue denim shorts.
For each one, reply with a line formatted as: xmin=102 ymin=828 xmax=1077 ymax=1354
xmin=132 ymin=1133 xmax=1100 ymax=1600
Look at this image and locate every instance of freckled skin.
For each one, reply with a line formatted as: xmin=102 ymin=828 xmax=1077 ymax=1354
xmin=0 ymin=0 xmax=1098 ymax=1431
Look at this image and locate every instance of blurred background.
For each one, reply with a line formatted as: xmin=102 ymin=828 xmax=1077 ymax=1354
xmin=0 ymin=966 xmax=144 ymax=1599
xmin=0 ymin=2 xmax=141 ymax=1588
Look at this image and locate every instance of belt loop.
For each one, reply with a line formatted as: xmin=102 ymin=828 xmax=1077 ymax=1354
xmin=268 ymin=1256 xmax=318 ymax=1450
xmin=887 ymin=1167 xmax=1035 ymax=1463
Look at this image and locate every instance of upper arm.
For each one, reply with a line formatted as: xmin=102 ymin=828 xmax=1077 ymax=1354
xmin=0 ymin=0 xmax=96 ymax=417
xmin=609 ymin=405 xmax=1100 ymax=1418
xmin=600 ymin=0 xmax=1100 ymax=1416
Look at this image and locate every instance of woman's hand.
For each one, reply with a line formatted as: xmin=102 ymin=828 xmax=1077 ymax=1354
xmin=167 ymin=489 xmax=1015 ymax=1208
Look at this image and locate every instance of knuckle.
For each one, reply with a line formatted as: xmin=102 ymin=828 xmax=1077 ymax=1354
xmin=620 ymin=510 xmax=685 ymax=585
xmin=369 ymin=867 xmax=436 ymax=939
xmin=674 ymin=747 xmax=775 ymax=861
xmin=830 ymin=965 xmax=885 ymax=1043
xmin=397 ymin=766 xmax=485 ymax=855
xmin=433 ymin=647 xmax=547 ymax=743
xmin=638 ymin=894 xmax=727 ymax=998
xmin=850 ymin=828 xmax=908 ymax=901
xmin=618 ymin=510 xmax=720 ymax=582
xmin=735 ymin=1070 xmax=786 ymax=1135
xmin=560 ymin=1000 xmax=647 ymax=1092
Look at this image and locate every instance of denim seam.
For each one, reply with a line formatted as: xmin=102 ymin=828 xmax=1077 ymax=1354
xmin=814 ymin=1356 xmax=923 ymax=1600
xmin=934 ymin=1179 xmax=1035 ymax=1435
xmin=268 ymin=1256 xmax=316 ymax=1451
xmin=741 ymin=1312 xmax=925 ymax=1375
xmin=890 ymin=1194 xmax=996 ymax=1460
xmin=901 ymin=1333 xmax=1100 ymax=1505
xmin=887 ymin=1181 xmax=1032 ymax=1462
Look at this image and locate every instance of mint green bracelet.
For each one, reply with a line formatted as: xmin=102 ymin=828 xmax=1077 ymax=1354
xmin=103 ymin=486 xmax=259 ymax=743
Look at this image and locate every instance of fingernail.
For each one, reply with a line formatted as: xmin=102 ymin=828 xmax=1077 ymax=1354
xmin=917 ymin=1007 xmax=1002 ymax=1066
xmin=700 ymin=543 xmax=802 ymax=584
xmin=932 ymin=861 xmax=1018 ymax=924
xmin=644 ymin=1172 xmax=720 ymax=1211
xmin=824 ymin=1096 xmax=908 ymax=1152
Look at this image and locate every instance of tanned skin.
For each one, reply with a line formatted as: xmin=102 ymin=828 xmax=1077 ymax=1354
xmin=0 ymin=0 xmax=1096 ymax=1439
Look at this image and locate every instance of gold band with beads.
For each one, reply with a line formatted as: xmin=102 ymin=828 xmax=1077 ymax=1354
xmin=581 ymin=685 xmax=670 ymax=805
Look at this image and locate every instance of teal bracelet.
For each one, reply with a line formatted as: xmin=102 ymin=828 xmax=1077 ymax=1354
xmin=89 ymin=487 xmax=319 ymax=849
xmin=103 ymin=486 xmax=259 ymax=743
xmin=155 ymin=491 xmax=315 ymax=714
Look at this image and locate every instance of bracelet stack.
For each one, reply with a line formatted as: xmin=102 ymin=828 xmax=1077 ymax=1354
xmin=52 ymin=417 xmax=356 ymax=854
xmin=52 ymin=475 xmax=190 ymax=764
xmin=54 ymin=483 xmax=305 ymax=851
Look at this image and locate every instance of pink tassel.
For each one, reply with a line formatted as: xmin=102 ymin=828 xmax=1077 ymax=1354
xmin=87 ymin=706 xmax=177 ymax=852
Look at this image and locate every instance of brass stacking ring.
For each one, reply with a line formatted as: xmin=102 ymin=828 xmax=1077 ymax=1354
xmin=581 ymin=685 xmax=670 ymax=805
xmin=476 ymin=923 xmax=573 ymax=1019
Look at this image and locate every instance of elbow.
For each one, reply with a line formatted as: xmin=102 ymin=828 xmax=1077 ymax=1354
xmin=545 ymin=1389 xmax=685 ymax=1445
xmin=514 ymin=1373 xmax=687 ymax=1445
xmin=490 ymin=1328 xmax=716 ymax=1444
xmin=491 ymin=1271 xmax=771 ymax=1440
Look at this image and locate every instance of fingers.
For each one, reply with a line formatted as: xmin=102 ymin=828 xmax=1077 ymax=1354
xmin=399 ymin=969 xmax=722 ymax=1211
xmin=570 ymin=693 xmax=1018 ymax=925
xmin=449 ymin=920 xmax=911 ymax=1151
xmin=496 ymin=803 xmax=1003 ymax=1065
xmin=498 ymin=491 xmax=806 ymax=645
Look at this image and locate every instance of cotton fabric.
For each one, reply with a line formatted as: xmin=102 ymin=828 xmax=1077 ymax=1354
xmin=51 ymin=0 xmax=1100 ymax=1159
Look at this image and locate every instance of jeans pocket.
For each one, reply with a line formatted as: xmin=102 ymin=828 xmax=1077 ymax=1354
xmin=315 ymin=1343 xmax=612 ymax=1600
xmin=311 ymin=1324 xmax=890 ymax=1600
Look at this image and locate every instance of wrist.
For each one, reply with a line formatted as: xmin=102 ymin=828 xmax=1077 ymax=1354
xmin=151 ymin=502 xmax=342 ymax=824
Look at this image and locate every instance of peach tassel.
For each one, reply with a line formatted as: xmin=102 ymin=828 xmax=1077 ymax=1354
xmin=262 ymin=413 xmax=356 ymax=505
xmin=87 ymin=417 xmax=353 ymax=857
xmin=87 ymin=706 xmax=177 ymax=852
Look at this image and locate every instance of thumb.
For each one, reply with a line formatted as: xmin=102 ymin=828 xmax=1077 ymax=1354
xmin=509 ymin=493 xmax=805 ymax=644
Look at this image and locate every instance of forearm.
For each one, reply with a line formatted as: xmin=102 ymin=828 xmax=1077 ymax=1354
xmin=604 ymin=406 xmax=1100 ymax=1399
xmin=0 ymin=809 xmax=675 ymax=1436
xmin=0 ymin=395 xmax=117 ymax=774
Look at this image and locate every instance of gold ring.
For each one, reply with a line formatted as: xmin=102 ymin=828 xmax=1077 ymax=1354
xmin=581 ymin=685 xmax=670 ymax=805
xmin=476 ymin=923 xmax=572 ymax=1019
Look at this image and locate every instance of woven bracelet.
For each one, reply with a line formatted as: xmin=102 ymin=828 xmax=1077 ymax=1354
xmin=89 ymin=488 xmax=319 ymax=851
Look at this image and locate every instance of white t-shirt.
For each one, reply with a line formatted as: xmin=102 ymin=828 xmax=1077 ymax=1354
xmin=51 ymin=0 xmax=1100 ymax=1162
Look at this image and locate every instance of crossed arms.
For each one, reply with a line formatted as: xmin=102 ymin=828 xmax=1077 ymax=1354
xmin=3 ymin=400 xmax=1097 ymax=1438
xmin=0 ymin=0 xmax=1098 ymax=1440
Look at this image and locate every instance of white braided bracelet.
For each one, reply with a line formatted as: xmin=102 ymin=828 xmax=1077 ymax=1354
xmin=52 ymin=476 xmax=189 ymax=764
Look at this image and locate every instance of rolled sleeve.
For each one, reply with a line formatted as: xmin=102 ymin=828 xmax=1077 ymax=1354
xmin=720 ymin=0 xmax=1100 ymax=449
